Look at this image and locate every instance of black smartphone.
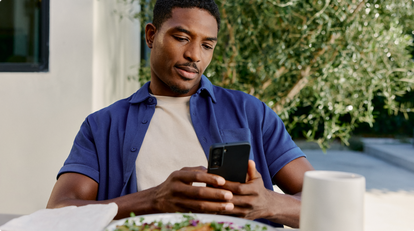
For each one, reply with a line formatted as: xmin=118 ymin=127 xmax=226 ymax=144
xmin=207 ymin=141 xmax=251 ymax=183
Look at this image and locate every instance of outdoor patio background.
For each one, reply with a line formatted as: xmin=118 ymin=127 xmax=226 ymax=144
xmin=0 ymin=0 xmax=140 ymax=214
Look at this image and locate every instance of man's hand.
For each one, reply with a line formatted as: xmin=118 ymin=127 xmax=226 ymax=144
xmin=149 ymin=166 xmax=235 ymax=213
xmin=48 ymin=158 xmax=311 ymax=226
xmin=47 ymin=167 xmax=235 ymax=219
xmin=218 ymin=160 xmax=306 ymax=228
xmin=217 ymin=160 xmax=276 ymax=220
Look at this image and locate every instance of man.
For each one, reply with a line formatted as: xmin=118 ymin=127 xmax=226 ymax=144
xmin=47 ymin=0 xmax=314 ymax=228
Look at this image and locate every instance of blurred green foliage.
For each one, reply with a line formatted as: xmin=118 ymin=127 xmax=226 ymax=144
xmin=134 ymin=0 xmax=414 ymax=149
xmin=352 ymin=91 xmax=414 ymax=137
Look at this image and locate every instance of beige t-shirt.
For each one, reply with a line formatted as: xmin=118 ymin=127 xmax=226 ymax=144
xmin=135 ymin=95 xmax=207 ymax=191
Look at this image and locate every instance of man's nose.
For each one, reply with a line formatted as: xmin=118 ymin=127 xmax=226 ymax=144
xmin=184 ymin=42 xmax=201 ymax=63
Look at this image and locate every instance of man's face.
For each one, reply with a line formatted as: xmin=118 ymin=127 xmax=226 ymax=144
xmin=146 ymin=7 xmax=218 ymax=96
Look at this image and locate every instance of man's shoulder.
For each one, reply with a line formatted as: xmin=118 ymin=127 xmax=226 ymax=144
xmin=89 ymin=82 xmax=150 ymax=120
xmin=85 ymin=95 xmax=136 ymax=127
xmin=212 ymin=85 xmax=264 ymax=107
xmin=93 ymin=97 xmax=132 ymax=117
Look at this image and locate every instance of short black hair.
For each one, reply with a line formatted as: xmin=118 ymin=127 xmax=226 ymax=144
xmin=152 ymin=0 xmax=221 ymax=31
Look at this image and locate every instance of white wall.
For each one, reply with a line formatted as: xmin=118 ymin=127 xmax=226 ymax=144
xmin=93 ymin=0 xmax=140 ymax=110
xmin=0 ymin=0 xmax=140 ymax=215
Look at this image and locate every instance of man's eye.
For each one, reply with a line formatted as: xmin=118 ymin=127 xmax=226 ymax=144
xmin=174 ymin=36 xmax=188 ymax=42
xmin=203 ymin=44 xmax=213 ymax=50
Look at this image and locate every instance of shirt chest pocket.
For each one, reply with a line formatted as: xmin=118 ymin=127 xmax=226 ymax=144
xmin=220 ymin=128 xmax=251 ymax=143
xmin=220 ymin=128 xmax=254 ymax=161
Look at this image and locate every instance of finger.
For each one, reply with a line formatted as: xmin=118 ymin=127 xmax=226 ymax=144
xmin=170 ymin=169 xmax=225 ymax=186
xmin=173 ymin=183 xmax=233 ymax=201
xmin=218 ymin=206 xmax=252 ymax=219
xmin=180 ymin=166 xmax=207 ymax=172
xmin=220 ymin=180 xmax=258 ymax=195
xmin=174 ymin=198 xmax=234 ymax=213
xmin=246 ymin=160 xmax=258 ymax=182
xmin=228 ymin=194 xmax=255 ymax=208
xmin=219 ymin=181 xmax=243 ymax=194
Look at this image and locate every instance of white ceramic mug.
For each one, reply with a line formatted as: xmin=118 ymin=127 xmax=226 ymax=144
xmin=300 ymin=171 xmax=365 ymax=231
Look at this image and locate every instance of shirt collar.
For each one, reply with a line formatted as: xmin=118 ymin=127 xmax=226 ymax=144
xmin=128 ymin=75 xmax=216 ymax=104
xmin=198 ymin=75 xmax=217 ymax=103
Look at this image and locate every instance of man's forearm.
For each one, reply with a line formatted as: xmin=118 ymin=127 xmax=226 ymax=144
xmin=264 ymin=191 xmax=302 ymax=228
xmin=47 ymin=169 xmax=234 ymax=220
xmin=47 ymin=188 xmax=158 ymax=220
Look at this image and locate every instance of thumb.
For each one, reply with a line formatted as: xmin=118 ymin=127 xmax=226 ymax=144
xmin=246 ymin=160 xmax=259 ymax=182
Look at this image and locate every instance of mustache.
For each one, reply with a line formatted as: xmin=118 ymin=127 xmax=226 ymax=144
xmin=175 ymin=62 xmax=199 ymax=73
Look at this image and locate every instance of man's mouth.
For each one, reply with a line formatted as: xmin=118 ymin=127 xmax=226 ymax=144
xmin=176 ymin=65 xmax=199 ymax=73
xmin=174 ymin=65 xmax=199 ymax=80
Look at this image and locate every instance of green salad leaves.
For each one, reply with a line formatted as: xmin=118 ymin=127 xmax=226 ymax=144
xmin=112 ymin=214 xmax=268 ymax=231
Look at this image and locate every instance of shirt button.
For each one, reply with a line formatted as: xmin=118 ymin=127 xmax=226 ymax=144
xmin=142 ymin=120 xmax=148 ymax=124
xmin=148 ymin=98 xmax=153 ymax=103
xmin=202 ymin=137 xmax=207 ymax=142
xmin=130 ymin=147 xmax=137 ymax=152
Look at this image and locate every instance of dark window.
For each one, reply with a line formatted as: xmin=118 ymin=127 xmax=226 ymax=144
xmin=0 ymin=0 xmax=49 ymax=72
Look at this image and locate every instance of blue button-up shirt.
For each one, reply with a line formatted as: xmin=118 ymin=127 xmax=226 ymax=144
xmin=58 ymin=76 xmax=305 ymax=226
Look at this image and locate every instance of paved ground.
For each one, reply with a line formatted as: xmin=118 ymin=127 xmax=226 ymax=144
xmin=362 ymin=138 xmax=414 ymax=173
xmin=302 ymin=149 xmax=414 ymax=231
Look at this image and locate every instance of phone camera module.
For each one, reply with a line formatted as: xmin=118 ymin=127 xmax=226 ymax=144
xmin=210 ymin=147 xmax=223 ymax=168
xmin=213 ymin=149 xmax=222 ymax=156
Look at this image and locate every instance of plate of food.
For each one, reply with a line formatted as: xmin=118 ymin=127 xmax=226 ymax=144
xmin=105 ymin=213 xmax=281 ymax=231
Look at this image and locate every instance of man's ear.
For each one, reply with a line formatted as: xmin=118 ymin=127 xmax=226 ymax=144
xmin=145 ymin=23 xmax=157 ymax=49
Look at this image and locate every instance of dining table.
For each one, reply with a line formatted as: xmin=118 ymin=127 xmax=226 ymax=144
xmin=0 ymin=213 xmax=21 ymax=226
xmin=0 ymin=210 xmax=299 ymax=231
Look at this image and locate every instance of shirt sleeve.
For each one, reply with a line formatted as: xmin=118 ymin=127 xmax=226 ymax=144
xmin=261 ymin=103 xmax=306 ymax=179
xmin=57 ymin=117 xmax=100 ymax=183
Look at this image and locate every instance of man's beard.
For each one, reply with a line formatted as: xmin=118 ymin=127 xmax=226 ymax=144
xmin=169 ymin=84 xmax=190 ymax=95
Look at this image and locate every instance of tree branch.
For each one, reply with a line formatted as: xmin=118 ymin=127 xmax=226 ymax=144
xmin=269 ymin=0 xmax=299 ymax=7
xmin=262 ymin=66 xmax=286 ymax=91
xmin=345 ymin=1 xmax=366 ymax=24
xmin=221 ymin=1 xmax=238 ymax=84
xmin=274 ymin=66 xmax=311 ymax=113
xmin=306 ymin=0 xmax=331 ymax=26
xmin=273 ymin=33 xmax=340 ymax=113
